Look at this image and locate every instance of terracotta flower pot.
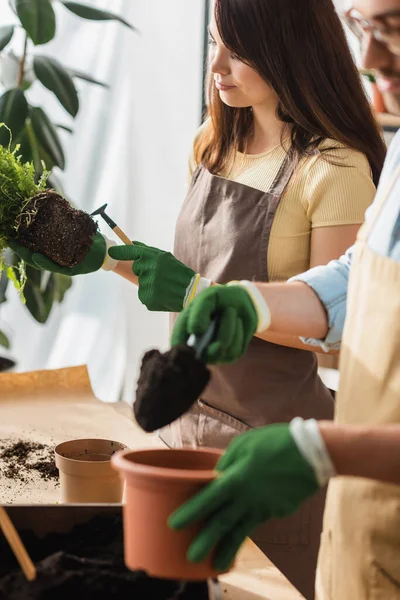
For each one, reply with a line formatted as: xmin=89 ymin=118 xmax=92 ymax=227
xmin=112 ymin=447 xmax=228 ymax=581
xmin=372 ymin=82 xmax=386 ymax=114
xmin=55 ymin=439 xmax=127 ymax=504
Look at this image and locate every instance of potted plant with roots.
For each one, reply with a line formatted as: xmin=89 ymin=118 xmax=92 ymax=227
xmin=0 ymin=1 xmax=135 ymax=369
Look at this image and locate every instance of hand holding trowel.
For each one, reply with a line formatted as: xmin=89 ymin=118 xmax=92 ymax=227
xmin=91 ymin=203 xmax=138 ymax=285
xmin=134 ymin=316 xmax=219 ymax=432
xmin=134 ymin=282 xmax=271 ymax=432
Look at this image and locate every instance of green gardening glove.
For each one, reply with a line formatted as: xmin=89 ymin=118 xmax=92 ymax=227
xmin=169 ymin=424 xmax=320 ymax=572
xmin=8 ymin=232 xmax=106 ymax=275
xmin=108 ymin=241 xmax=196 ymax=312
xmin=171 ymin=285 xmax=258 ymax=364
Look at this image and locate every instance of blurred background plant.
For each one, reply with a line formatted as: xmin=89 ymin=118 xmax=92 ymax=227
xmin=0 ymin=0 xmax=135 ymax=364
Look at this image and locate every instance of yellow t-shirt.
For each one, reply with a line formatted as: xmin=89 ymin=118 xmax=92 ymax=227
xmin=189 ymin=139 xmax=376 ymax=281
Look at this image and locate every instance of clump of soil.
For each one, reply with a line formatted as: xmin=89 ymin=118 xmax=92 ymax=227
xmin=135 ymin=345 xmax=210 ymax=432
xmin=0 ymin=439 xmax=58 ymax=485
xmin=16 ymin=191 xmax=98 ymax=267
xmin=3 ymin=464 xmax=25 ymax=482
xmin=27 ymin=459 xmax=59 ymax=482
xmin=0 ymin=515 xmax=215 ymax=599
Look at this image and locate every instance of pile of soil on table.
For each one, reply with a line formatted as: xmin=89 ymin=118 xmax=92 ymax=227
xmin=0 ymin=439 xmax=58 ymax=486
xmin=0 ymin=515 xmax=214 ymax=600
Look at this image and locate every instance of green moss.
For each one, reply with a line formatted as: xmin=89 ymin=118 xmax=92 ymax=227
xmin=0 ymin=125 xmax=49 ymax=295
xmin=0 ymin=126 xmax=49 ymax=253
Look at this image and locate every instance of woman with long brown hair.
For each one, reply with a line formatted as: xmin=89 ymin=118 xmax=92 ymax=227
xmin=10 ymin=0 xmax=386 ymax=597
xmin=110 ymin=1 xmax=385 ymax=598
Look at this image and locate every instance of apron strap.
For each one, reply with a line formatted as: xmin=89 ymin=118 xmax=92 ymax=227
xmin=358 ymin=161 xmax=400 ymax=242
xmin=268 ymin=150 xmax=297 ymax=197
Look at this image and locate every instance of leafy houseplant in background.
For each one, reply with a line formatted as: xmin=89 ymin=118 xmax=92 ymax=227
xmin=0 ymin=0 xmax=135 ymax=368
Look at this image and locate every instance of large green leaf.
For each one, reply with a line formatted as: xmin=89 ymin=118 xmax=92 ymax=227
xmin=70 ymin=69 xmax=109 ymax=89
xmin=24 ymin=267 xmax=72 ymax=324
xmin=0 ymin=270 xmax=9 ymax=304
xmin=24 ymin=271 xmax=53 ymax=323
xmin=30 ymin=106 xmax=65 ymax=169
xmin=25 ymin=263 xmax=41 ymax=288
xmin=53 ymin=273 xmax=72 ymax=303
xmin=24 ymin=283 xmax=50 ymax=323
xmin=16 ymin=0 xmax=56 ymax=45
xmin=14 ymin=122 xmax=43 ymax=175
xmin=13 ymin=123 xmax=34 ymax=163
xmin=0 ymin=88 xmax=28 ymax=147
xmin=0 ymin=330 xmax=10 ymax=349
xmin=61 ymin=2 xmax=136 ymax=30
xmin=0 ymin=356 xmax=15 ymax=371
xmin=14 ymin=120 xmax=56 ymax=178
xmin=33 ymin=56 xmax=79 ymax=117
xmin=0 ymin=26 xmax=14 ymax=51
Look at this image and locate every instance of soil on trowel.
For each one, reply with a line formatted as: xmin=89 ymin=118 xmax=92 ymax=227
xmin=0 ymin=515 xmax=214 ymax=600
xmin=16 ymin=191 xmax=97 ymax=267
xmin=0 ymin=440 xmax=58 ymax=485
xmin=135 ymin=345 xmax=210 ymax=432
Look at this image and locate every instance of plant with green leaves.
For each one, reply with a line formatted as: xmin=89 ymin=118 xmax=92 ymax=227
xmin=0 ymin=129 xmax=99 ymax=288
xmin=0 ymin=0 xmax=135 ymax=361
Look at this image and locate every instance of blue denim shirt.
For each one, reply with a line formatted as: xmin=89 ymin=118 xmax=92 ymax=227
xmin=290 ymin=131 xmax=400 ymax=351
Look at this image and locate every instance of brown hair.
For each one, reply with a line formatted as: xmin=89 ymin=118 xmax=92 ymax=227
xmin=196 ymin=0 xmax=385 ymax=186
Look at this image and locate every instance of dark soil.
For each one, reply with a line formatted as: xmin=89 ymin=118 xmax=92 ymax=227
xmin=0 ymin=515 xmax=215 ymax=599
xmin=16 ymin=191 xmax=97 ymax=267
xmin=0 ymin=441 xmax=45 ymax=461
xmin=135 ymin=345 xmax=210 ymax=432
xmin=27 ymin=460 xmax=59 ymax=482
xmin=0 ymin=440 xmax=58 ymax=484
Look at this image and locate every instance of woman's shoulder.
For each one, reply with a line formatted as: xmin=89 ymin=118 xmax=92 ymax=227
xmin=306 ymin=138 xmax=372 ymax=172
xmin=297 ymin=138 xmax=376 ymax=218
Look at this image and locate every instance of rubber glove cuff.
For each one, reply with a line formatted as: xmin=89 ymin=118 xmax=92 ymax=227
xmin=183 ymin=274 xmax=212 ymax=308
xmin=290 ymin=417 xmax=336 ymax=487
xmin=227 ymin=280 xmax=271 ymax=333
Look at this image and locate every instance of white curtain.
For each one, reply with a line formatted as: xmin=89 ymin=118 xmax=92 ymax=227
xmin=0 ymin=0 xmax=205 ymax=402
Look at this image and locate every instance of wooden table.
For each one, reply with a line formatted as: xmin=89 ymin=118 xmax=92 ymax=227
xmin=222 ymin=539 xmax=304 ymax=599
xmin=0 ymin=366 xmax=305 ymax=600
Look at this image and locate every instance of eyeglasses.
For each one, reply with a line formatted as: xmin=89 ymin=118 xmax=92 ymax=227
xmin=344 ymin=8 xmax=400 ymax=48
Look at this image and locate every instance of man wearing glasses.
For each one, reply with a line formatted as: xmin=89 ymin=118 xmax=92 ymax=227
xmin=345 ymin=2 xmax=400 ymax=115
xmin=168 ymin=2 xmax=400 ymax=599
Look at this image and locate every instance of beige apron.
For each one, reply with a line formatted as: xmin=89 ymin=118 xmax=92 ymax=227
xmin=161 ymin=156 xmax=334 ymax=600
xmin=316 ymin=164 xmax=400 ymax=600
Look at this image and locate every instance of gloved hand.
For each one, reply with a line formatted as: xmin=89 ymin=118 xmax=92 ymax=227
xmin=108 ymin=241 xmax=197 ymax=312
xmin=171 ymin=283 xmax=268 ymax=364
xmin=169 ymin=422 xmax=325 ymax=572
xmin=8 ymin=232 xmax=107 ymax=275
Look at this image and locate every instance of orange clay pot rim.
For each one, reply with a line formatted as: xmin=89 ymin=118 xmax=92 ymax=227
xmin=112 ymin=447 xmax=223 ymax=482
xmin=55 ymin=439 xmax=126 ymax=464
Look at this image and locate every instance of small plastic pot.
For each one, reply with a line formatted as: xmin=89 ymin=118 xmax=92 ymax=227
xmin=55 ymin=438 xmax=127 ymax=504
xmin=112 ymin=447 xmax=228 ymax=581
